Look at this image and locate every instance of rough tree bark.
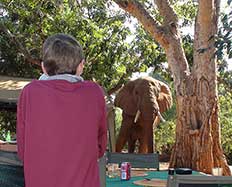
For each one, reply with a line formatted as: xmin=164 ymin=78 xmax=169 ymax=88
xmin=114 ymin=0 xmax=231 ymax=175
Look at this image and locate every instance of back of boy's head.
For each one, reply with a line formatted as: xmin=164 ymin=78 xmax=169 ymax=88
xmin=42 ymin=33 xmax=85 ymax=76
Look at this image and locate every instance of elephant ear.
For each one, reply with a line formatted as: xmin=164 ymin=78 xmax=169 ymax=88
xmin=114 ymin=81 xmax=137 ymax=116
xmin=157 ymin=81 xmax=173 ymax=113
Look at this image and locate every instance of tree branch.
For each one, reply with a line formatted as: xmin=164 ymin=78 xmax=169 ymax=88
xmin=214 ymin=0 xmax=220 ymax=30
xmin=106 ymin=58 xmax=143 ymax=96
xmin=107 ymin=72 xmax=128 ymax=95
xmin=107 ymin=82 xmax=124 ymax=96
xmin=114 ymin=0 xmax=189 ymax=92
xmin=154 ymin=0 xmax=178 ymax=25
xmin=0 ymin=22 xmax=41 ymax=66
xmin=114 ymin=0 xmax=169 ymax=48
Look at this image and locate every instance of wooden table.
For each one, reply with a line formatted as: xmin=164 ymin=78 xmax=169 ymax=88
xmin=133 ymin=178 xmax=167 ymax=187
xmin=106 ymin=171 xmax=168 ymax=187
xmin=0 ymin=144 xmax=17 ymax=152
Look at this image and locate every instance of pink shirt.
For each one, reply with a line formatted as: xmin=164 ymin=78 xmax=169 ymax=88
xmin=17 ymin=80 xmax=107 ymax=187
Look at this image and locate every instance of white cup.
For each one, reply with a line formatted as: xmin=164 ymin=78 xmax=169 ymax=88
xmin=212 ymin=167 xmax=223 ymax=176
xmin=107 ymin=163 xmax=118 ymax=178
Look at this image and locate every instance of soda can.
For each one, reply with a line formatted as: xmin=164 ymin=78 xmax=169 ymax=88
xmin=120 ymin=162 xmax=131 ymax=180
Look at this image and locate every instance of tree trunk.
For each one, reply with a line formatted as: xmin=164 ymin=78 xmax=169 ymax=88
xmin=169 ymin=78 xmax=231 ymax=175
xmin=169 ymin=0 xmax=230 ymax=176
xmin=114 ymin=0 xmax=231 ymax=175
xmin=107 ymin=103 xmax=116 ymax=152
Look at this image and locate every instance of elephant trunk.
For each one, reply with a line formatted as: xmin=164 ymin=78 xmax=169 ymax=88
xmin=133 ymin=91 xmax=166 ymax=124
xmin=134 ymin=109 xmax=165 ymax=124
xmin=139 ymin=95 xmax=166 ymax=122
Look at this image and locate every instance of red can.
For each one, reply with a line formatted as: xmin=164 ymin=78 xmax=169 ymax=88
xmin=120 ymin=162 xmax=131 ymax=180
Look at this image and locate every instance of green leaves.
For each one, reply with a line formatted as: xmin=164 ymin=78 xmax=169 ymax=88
xmin=173 ymin=0 xmax=197 ymax=27
xmin=219 ymin=83 xmax=232 ymax=164
xmin=216 ymin=2 xmax=232 ymax=62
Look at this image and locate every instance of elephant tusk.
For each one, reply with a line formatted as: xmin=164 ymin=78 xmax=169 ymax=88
xmin=157 ymin=111 xmax=166 ymax=122
xmin=134 ymin=110 xmax=141 ymax=123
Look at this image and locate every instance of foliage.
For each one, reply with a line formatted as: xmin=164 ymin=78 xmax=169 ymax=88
xmin=0 ymin=0 xmax=134 ymax=86
xmin=216 ymin=0 xmax=232 ymax=87
xmin=173 ymin=0 xmax=197 ymax=27
xmin=0 ymin=111 xmax=16 ymax=140
xmin=0 ymin=0 xmax=204 ymax=91
xmin=217 ymin=2 xmax=232 ymax=164
xmin=130 ymin=24 xmax=167 ymax=75
xmin=216 ymin=1 xmax=232 ymax=61
xmin=154 ymin=105 xmax=176 ymax=155
xmin=114 ymin=107 xmax=122 ymax=139
xmin=217 ymin=4 xmax=232 ymax=163
xmin=218 ymin=83 xmax=232 ymax=164
xmin=0 ymin=0 xmax=172 ymax=90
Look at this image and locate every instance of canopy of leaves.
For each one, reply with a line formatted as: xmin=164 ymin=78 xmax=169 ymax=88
xmin=0 ymin=0 xmax=171 ymax=94
xmin=0 ymin=0 xmax=204 ymax=91
xmin=216 ymin=1 xmax=232 ymax=103
xmin=219 ymin=83 xmax=232 ymax=164
xmin=216 ymin=1 xmax=232 ymax=60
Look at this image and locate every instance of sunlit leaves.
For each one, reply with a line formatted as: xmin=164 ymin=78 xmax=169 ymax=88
xmin=0 ymin=0 xmax=133 ymax=88
xmin=219 ymin=83 xmax=232 ymax=163
xmin=216 ymin=1 xmax=232 ymax=61
xmin=0 ymin=111 xmax=16 ymax=140
xmin=173 ymin=0 xmax=197 ymax=26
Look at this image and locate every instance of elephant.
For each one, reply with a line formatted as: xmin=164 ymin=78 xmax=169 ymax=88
xmin=114 ymin=76 xmax=172 ymax=153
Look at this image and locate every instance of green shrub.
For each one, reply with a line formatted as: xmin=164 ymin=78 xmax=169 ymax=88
xmin=0 ymin=111 xmax=16 ymax=140
xmin=219 ymin=85 xmax=232 ymax=164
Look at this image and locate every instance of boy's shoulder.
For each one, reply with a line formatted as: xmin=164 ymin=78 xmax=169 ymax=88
xmin=22 ymin=79 xmax=38 ymax=89
xmin=83 ymin=80 xmax=102 ymax=89
xmin=83 ymin=81 xmax=105 ymax=95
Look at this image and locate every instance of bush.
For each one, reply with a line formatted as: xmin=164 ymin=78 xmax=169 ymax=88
xmin=0 ymin=111 xmax=16 ymax=140
xmin=219 ymin=85 xmax=232 ymax=164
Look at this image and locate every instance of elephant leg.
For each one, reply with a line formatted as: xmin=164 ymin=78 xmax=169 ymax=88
xmin=128 ymin=137 xmax=136 ymax=153
xmin=138 ymin=121 xmax=153 ymax=153
xmin=138 ymin=131 xmax=148 ymax=153
xmin=115 ymin=124 xmax=128 ymax=152
xmin=128 ymin=126 xmax=138 ymax=153
xmin=116 ymin=113 xmax=134 ymax=152
xmin=147 ymin=126 xmax=154 ymax=153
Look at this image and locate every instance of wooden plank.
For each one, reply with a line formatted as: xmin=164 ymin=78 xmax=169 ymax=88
xmin=98 ymin=155 xmax=106 ymax=187
xmin=107 ymin=152 xmax=159 ymax=169
xmin=0 ymin=76 xmax=31 ymax=103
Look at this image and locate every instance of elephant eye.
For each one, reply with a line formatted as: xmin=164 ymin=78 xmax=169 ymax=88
xmin=135 ymin=90 xmax=139 ymax=95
